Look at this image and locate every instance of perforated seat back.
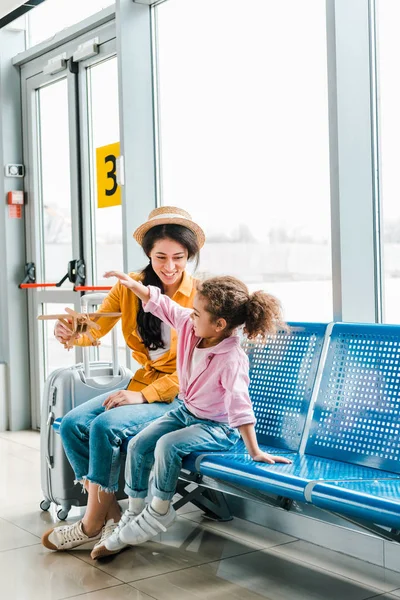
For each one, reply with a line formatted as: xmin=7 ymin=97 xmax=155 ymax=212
xmin=306 ymin=323 xmax=400 ymax=472
xmin=243 ymin=323 xmax=326 ymax=451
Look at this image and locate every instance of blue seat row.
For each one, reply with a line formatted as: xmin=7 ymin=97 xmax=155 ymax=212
xmin=182 ymin=322 xmax=400 ymax=535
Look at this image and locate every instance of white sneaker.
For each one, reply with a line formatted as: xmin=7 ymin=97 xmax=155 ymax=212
xmin=119 ymin=505 xmax=176 ymax=546
xmin=90 ymin=512 xmax=134 ymax=559
xmin=42 ymin=520 xmax=101 ymax=551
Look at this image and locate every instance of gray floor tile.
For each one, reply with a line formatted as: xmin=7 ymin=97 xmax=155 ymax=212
xmin=132 ymin=548 xmax=384 ymax=600
xmin=0 ymin=516 xmax=40 ymax=551
xmin=363 ymin=595 xmax=400 ymax=600
xmin=0 ymin=430 xmax=40 ymax=450
xmin=73 ymin=514 xmax=264 ymax=583
xmin=183 ymin=510 xmax=297 ymax=548
xmin=60 ymin=584 xmax=155 ymax=600
xmin=229 ymin=496 xmax=386 ymax=567
xmin=0 ymin=437 xmax=42 ymax=509
xmin=273 ymin=540 xmax=400 ymax=592
xmin=0 ymin=543 xmax=122 ymax=600
xmin=385 ymin=541 xmax=400 ymax=572
xmin=1 ymin=501 xmax=85 ymax=538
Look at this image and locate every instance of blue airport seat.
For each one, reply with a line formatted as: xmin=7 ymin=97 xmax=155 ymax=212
xmin=195 ymin=450 xmax=399 ymax=504
xmin=309 ymin=479 xmax=400 ymax=530
xmin=188 ymin=322 xmax=400 ymax=532
xmin=183 ymin=322 xmax=328 ymax=500
xmin=245 ymin=322 xmax=327 ymax=450
xmin=305 ymin=323 xmax=400 ymax=474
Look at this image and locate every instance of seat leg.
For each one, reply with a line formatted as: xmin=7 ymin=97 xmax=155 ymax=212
xmin=173 ymin=479 xmax=232 ymax=521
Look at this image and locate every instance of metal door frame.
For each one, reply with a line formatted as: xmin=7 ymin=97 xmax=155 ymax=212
xmin=20 ymin=20 xmax=116 ymax=428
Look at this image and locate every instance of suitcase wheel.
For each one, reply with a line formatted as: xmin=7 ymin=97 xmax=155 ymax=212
xmin=57 ymin=508 xmax=69 ymax=521
xmin=40 ymin=499 xmax=51 ymax=512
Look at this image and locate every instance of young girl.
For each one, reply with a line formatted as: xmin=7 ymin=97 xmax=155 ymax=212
xmin=93 ymin=272 xmax=292 ymax=558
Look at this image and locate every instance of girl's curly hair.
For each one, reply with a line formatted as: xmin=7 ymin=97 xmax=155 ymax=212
xmin=197 ymin=276 xmax=286 ymax=340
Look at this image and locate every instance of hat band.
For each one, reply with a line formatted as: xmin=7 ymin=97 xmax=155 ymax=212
xmin=148 ymin=213 xmax=192 ymax=222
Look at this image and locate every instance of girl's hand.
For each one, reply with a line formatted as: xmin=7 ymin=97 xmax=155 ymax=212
xmin=239 ymin=424 xmax=292 ymax=465
xmin=252 ymin=452 xmax=292 ymax=465
xmin=104 ymin=271 xmax=150 ymax=303
xmin=104 ymin=271 xmax=135 ymax=290
xmin=54 ymin=320 xmax=76 ymax=345
xmin=103 ymin=390 xmax=146 ymax=410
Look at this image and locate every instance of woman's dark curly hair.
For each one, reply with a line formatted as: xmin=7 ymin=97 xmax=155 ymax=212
xmin=197 ymin=276 xmax=286 ymax=340
xmin=137 ymin=224 xmax=200 ymax=350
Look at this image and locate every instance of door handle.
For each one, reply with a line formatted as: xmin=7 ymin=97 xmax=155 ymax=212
xmin=19 ymin=259 xmax=86 ymax=289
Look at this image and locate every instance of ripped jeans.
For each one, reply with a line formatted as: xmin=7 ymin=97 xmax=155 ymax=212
xmin=60 ymin=389 xmax=181 ymax=493
xmin=125 ymin=403 xmax=240 ymax=501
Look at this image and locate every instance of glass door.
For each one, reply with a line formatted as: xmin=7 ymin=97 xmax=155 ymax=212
xmin=22 ymin=24 xmax=126 ymax=428
xmin=79 ymin=50 xmax=126 ymax=369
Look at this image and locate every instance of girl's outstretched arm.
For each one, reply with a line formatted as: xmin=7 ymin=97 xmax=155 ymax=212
xmin=239 ymin=423 xmax=293 ymax=465
xmin=104 ymin=271 xmax=150 ymax=303
xmin=105 ymin=271 xmax=192 ymax=331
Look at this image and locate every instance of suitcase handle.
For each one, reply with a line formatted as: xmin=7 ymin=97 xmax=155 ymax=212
xmin=46 ymin=411 xmax=55 ymax=468
xmin=81 ymin=293 xmax=119 ymax=378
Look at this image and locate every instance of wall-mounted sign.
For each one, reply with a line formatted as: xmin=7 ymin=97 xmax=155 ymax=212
xmin=96 ymin=142 xmax=121 ymax=208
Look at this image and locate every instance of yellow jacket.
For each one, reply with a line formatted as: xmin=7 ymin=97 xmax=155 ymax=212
xmin=76 ymin=271 xmax=196 ymax=403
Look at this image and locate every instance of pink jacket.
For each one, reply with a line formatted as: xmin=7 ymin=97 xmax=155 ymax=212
xmin=144 ymin=286 xmax=256 ymax=428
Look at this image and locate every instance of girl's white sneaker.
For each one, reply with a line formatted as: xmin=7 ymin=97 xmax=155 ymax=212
xmin=119 ymin=505 xmax=176 ymax=546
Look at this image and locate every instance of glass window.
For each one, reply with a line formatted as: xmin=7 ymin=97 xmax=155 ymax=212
xmin=38 ymin=79 xmax=73 ymax=286
xmin=27 ymin=0 xmax=114 ymax=48
xmin=156 ymin=0 xmax=332 ymax=322
xmin=376 ymin=0 xmax=400 ymax=324
xmin=87 ymin=56 xmax=123 ymax=286
xmin=40 ymin=303 xmax=76 ymax=380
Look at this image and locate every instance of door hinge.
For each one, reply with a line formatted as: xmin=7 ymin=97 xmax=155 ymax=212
xmin=73 ymin=37 xmax=99 ymax=62
xmin=43 ymin=52 xmax=67 ymax=75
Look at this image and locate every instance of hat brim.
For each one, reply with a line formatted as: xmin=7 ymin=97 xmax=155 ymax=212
xmin=133 ymin=217 xmax=205 ymax=249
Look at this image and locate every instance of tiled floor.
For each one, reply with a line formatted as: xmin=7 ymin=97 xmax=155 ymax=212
xmin=1 ymin=430 xmax=400 ymax=600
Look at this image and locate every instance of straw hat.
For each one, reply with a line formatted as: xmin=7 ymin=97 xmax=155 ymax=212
xmin=133 ymin=206 xmax=205 ymax=249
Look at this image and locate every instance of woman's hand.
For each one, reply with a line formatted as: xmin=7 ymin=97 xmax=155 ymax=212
xmin=54 ymin=320 xmax=76 ymax=345
xmin=252 ymin=452 xmax=292 ymax=465
xmin=103 ymin=390 xmax=147 ymax=410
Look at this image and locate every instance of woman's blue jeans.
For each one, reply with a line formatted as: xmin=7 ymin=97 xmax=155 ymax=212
xmin=60 ymin=388 xmax=181 ymax=493
xmin=125 ymin=404 xmax=240 ymax=501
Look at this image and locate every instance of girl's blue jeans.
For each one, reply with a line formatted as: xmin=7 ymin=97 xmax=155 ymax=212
xmin=60 ymin=387 xmax=181 ymax=493
xmin=125 ymin=404 xmax=240 ymax=501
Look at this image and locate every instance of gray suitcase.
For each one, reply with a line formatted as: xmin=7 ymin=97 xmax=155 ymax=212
xmin=40 ymin=294 xmax=133 ymax=520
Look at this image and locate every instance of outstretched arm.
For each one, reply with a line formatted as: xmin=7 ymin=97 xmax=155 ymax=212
xmin=104 ymin=271 xmax=150 ymax=303
xmin=105 ymin=270 xmax=192 ymax=331
xmin=239 ymin=423 xmax=292 ymax=465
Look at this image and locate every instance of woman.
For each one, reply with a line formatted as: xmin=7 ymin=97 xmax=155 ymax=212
xmin=42 ymin=206 xmax=205 ymax=554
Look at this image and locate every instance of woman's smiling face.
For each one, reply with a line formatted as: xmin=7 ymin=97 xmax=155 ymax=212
xmin=149 ymin=238 xmax=188 ymax=287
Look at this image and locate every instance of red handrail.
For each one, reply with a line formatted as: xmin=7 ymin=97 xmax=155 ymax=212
xmin=20 ymin=283 xmax=58 ymax=289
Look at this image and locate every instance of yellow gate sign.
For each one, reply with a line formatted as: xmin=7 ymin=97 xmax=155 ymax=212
xmin=96 ymin=142 xmax=121 ymax=208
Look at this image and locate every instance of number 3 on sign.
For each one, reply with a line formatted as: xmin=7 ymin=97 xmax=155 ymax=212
xmin=96 ymin=142 xmax=121 ymax=208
